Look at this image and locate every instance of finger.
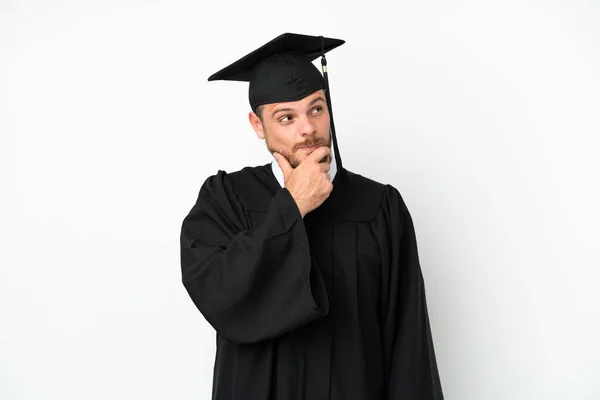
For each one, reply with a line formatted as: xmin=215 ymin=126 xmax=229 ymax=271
xmin=307 ymin=146 xmax=331 ymax=163
xmin=318 ymin=154 xmax=331 ymax=164
xmin=273 ymin=152 xmax=292 ymax=175
xmin=319 ymin=162 xmax=331 ymax=173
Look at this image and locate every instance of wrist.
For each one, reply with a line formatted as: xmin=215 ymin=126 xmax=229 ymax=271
xmin=284 ymin=187 xmax=306 ymax=219
xmin=291 ymin=195 xmax=308 ymax=219
xmin=296 ymin=201 xmax=308 ymax=219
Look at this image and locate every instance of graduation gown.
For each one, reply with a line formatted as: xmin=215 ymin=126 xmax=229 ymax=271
xmin=180 ymin=164 xmax=443 ymax=399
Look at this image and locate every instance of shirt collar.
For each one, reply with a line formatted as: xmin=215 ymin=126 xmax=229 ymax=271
xmin=271 ymin=145 xmax=338 ymax=188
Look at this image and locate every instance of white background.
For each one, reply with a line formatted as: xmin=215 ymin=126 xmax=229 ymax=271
xmin=2 ymin=0 xmax=599 ymax=399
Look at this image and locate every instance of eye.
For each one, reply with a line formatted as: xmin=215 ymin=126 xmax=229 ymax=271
xmin=311 ymin=106 xmax=323 ymax=114
xmin=279 ymin=115 xmax=293 ymax=123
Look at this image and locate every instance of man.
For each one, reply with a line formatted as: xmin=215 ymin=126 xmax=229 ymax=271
xmin=180 ymin=33 xmax=444 ymax=399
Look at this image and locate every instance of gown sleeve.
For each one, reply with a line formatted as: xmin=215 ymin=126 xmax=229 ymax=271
xmin=375 ymin=185 xmax=444 ymax=399
xmin=180 ymin=171 xmax=329 ymax=345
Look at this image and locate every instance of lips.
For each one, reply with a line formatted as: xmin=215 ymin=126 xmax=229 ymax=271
xmin=298 ymin=143 xmax=323 ymax=151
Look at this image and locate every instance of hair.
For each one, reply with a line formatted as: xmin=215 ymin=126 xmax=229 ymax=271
xmin=254 ymin=104 xmax=265 ymax=122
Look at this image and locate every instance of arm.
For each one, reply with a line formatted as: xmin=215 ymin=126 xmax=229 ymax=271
xmin=180 ymin=172 xmax=329 ymax=345
xmin=378 ymin=186 xmax=444 ymax=399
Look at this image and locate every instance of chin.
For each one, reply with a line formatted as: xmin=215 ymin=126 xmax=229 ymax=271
xmin=290 ymin=153 xmax=309 ymax=167
xmin=289 ymin=159 xmax=302 ymax=168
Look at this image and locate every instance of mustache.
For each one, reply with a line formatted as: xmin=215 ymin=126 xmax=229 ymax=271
xmin=293 ymin=139 xmax=327 ymax=151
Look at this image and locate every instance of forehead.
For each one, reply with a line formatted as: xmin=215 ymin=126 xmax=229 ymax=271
xmin=263 ymin=90 xmax=326 ymax=112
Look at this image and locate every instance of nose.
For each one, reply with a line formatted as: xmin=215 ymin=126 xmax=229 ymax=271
xmin=299 ymin=115 xmax=316 ymax=137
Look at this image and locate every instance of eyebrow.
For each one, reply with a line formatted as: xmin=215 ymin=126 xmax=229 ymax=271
xmin=271 ymin=107 xmax=294 ymax=118
xmin=309 ymin=96 xmax=326 ymax=106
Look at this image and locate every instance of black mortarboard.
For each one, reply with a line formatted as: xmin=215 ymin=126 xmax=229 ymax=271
xmin=208 ymin=33 xmax=345 ymax=168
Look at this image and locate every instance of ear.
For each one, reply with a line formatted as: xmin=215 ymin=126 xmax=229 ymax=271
xmin=249 ymin=112 xmax=265 ymax=139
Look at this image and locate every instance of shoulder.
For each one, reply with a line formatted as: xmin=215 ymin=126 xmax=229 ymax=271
xmin=199 ymin=164 xmax=275 ymax=211
xmin=201 ymin=164 xmax=269 ymax=192
xmin=227 ymin=164 xmax=272 ymax=191
xmin=343 ymin=169 xmax=387 ymax=200
xmin=197 ymin=169 xmax=234 ymax=205
xmin=335 ymin=169 xmax=409 ymax=222
xmin=188 ymin=167 xmax=266 ymax=229
xmin=334 ymin=169 xmax=386 ymax=221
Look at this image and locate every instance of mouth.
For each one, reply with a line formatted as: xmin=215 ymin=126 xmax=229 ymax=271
xmin=298 ymin=142 xmax=325 ymax=153
xmin=299 ymin=145 xmax=319 ymax=152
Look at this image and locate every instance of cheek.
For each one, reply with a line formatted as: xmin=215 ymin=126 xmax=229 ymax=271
xmin=265 ymin=125 xmax=292 ymax=148
xmin=318 ymin=110 xmax=330 ymax=124
xmin=317 ymin=114 xmax=331 ymax=133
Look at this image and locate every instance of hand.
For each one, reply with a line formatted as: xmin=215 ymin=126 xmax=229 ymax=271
xmin=273 ymin=147 xmax=333 ymax=218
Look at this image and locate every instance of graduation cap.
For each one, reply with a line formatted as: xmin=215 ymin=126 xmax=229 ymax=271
xmin=208 ymin=33 xmax=345 ymax=169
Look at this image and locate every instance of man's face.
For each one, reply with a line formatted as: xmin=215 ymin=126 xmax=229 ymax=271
xmin=249 ymin=90 xmax=331 ymax=168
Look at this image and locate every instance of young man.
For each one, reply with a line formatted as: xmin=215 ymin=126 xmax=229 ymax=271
xmin=180 ymin=33 xmax=444 ymax=399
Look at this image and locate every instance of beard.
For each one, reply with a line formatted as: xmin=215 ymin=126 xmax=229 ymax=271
xmin=266 ymin=133 xmax=332 ymax=168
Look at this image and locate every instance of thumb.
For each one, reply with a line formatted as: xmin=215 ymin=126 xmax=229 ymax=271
xmin=273 ymin=152 xmax=292 ymax=176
